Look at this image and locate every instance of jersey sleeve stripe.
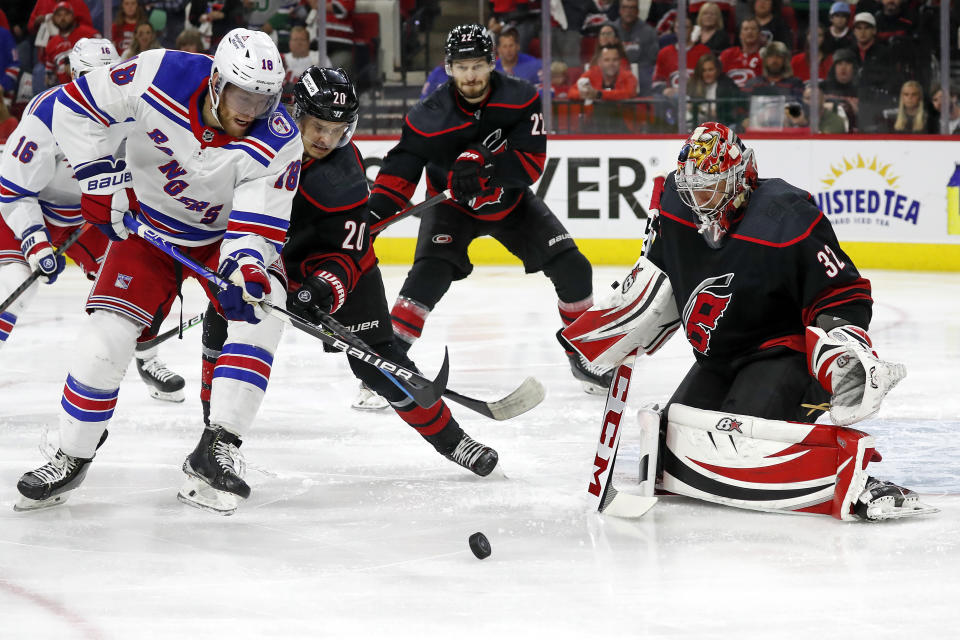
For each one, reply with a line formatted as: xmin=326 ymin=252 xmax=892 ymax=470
xmin=76 ymin=78 xmax=117 ymax=125
xmin=59 ymin=82 xmax=111 ymax=127
xmin=0 ymin=177 xmax=39 ymax=198
xmin=146 ymin=86 xmax=190 ymax=120
xmin=40 ymin=202 xmax=83 ymax=226
xmin=143 ymin=91 xmax=191 ymax=129
xmin=224 ymin=219 xmax=288 ymax=245
xmin=372 ymin=174 xmax=417 ymax=203
xmin=515 ymin=149 xmax=545 ymax=181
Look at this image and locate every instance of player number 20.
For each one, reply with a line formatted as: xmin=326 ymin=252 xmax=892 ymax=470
xmin=816 ymin=244 xmax=846 ymax=278
xmin=343 ymin=220 xmax=366 ymax=251
xmin=530 ymin=112 xmax=546 ymax=135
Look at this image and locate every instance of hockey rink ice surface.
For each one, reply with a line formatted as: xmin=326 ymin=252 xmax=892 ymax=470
xmin=0 ymin=265 xmax=957 ymax=639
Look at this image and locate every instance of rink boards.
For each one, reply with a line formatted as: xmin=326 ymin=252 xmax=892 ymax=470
xmin=356 ymin=136 xmax=960 ymax=271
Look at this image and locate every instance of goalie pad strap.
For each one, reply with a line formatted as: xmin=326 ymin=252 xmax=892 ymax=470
xmin=561 ymin=256 xmax=681 ymax=369
xmin=662 ymin=404 xmax=879 ymax=520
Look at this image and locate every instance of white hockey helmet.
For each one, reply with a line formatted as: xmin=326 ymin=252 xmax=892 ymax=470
xmin=68 ymin=38 xmax=120 ymax=80
xmin=209 ymin=28 xmax=285 ymax=120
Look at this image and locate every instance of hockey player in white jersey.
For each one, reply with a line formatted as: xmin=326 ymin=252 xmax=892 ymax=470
xmin=0 ymin=38 xmax=186 ymax=402
xmin=15 ymin=29 xmax=303 ymax=515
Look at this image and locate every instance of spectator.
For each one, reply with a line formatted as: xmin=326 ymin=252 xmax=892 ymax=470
xmin=44 ymin=2 xmax=100 ymax=87
xmin=175 ymin=28 xmax=205 ymax=52
xmin=0 ymin=96 xmax=17 ymax=148
xmin=550 ymin=1 xmax=585 ymax=67
xmin=112 ymin=0 xmax=148 ymax=54
xmin=884 ymin=80 xmax=935 ymax=134
xmin=550 ymin=60 xmax=572 ymax=99
xmin=720 ymin=17 xmax=763 ymax=88
xmin=694 ymin=2 xmax=731 ymax=56
xmin=821 ymin=48 xmax=860 ymax=128
xmin=742 ymin=40 xmax=803 ymax=100
xmin=0 ymin=23 xmax=18 ymax=96
xmin=189 ymin=0 xmax=245 ymax=52
xmin=323 ymin=0 xmax=356 ymax=75
xmin=244 ymin=0 xmax=299 ymax=48
xmin=420 ymin=58 xmax=449 ymax=99
xmin=784 ymin=82 xmax=849 ymax=133
xmin=653 ymin=16 xmax=711 ymax=97
xmin=875 ymin=0 xmax=922 ymax=86
xmin=749 ymin=0 xmax=792 ymax=50
xmin=588 ymin=23 xmax=629 ymax=71
xmin=282 ymin=25 xmax=328 ymax=89
xmin=930 ymin=85 xmax=960 ymax=134
xmin=687 ymin=51 xmax=744 ymax=129
xmin=569 ymin=43 xmax=637 ymax=101
xmin=121 ymin=21 xmax=162 ymax=60
xmin=495 ymin=26 xmax=541 ymax=88
xmin=875 ymin=0 xmax=914 ymax=43
xmin=851 ymin=11 xmax=900 ymax=132
xmin=612 ymin=0 xmax=659 ymax=70
xmin=823 ymin=1 xmax=854 ymax=55
xmin=487 ymin=0 xmax=540 ymax=52
xmin=791 ymin=24 xmax=833 ymax=83
xmin=29 ymin=0 xmax=93 ymax=35
xmin=579 ymin=0 xmax=619 ymax=36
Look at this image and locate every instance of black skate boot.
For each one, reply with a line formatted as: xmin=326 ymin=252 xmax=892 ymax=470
xmin=444 ymin=433 xmax=499 ymax=477
xmin=854 ymin=476 xmax=939 ymax=521
xmin=556 ymin=329 xmax=613 ymax=395
xmin=136 ymin=355 xmax=186 ymax=403
xmin=178 ymin=426 xmax=250 ymax=515
xmin=14 ymin=430 xmax=108 ymax=512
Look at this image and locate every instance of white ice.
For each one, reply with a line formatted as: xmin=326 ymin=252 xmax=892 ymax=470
xmin=1 ymin=266 xmax=957 ymax=639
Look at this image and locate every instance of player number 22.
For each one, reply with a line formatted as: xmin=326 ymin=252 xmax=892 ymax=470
xmin=530 ymin=112 xmax=546 ymax=135
xmin=816 ymin=244 xmax=846 ymax=278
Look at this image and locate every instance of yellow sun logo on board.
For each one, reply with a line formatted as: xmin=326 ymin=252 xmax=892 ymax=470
xmin=821 ymin=154 xmax=900 ymax=189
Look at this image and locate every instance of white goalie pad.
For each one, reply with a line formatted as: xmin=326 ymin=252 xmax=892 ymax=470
xmin=661 ymin=404 xmax=880 ymax=520
xmin=562 ymin=256 xmax=681 ymax=369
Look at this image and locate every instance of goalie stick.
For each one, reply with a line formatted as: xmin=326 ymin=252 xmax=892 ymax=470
xmin=134 ymin=312 xmax=206 ymax=351
xmin=587 ymin=349 xmax=658 ymax=518
xmin=123 ymin=213 xmax=447 ymax=409
xmin=0 ymin=223 xmax=91 ymax=315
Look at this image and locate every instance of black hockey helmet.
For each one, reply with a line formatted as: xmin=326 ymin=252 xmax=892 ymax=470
xmin=444 ymin=24 xmax=495 ymax=72
xmin=292 ymin=66 xmax=359 ymax=148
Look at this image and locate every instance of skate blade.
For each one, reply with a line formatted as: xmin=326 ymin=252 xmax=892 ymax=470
xmin=14 ymin=492 xmax=71 ymax=512
xmin=177 ymin=475 xmax=242 ymax=516
xmin=865 ymin=502 xmax=940 ymax=521
xmin=147 ymin=387 xmax=185 ymax=403
xmin=350 ymin=395 xmax=390 ymax=411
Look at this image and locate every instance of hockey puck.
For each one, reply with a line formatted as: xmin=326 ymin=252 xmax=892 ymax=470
xmin=468 ymin=532 xmax=491 ymax=559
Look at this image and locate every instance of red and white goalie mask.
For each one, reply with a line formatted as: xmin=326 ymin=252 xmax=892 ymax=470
xmin=675 ymin=122 xmax=758 ymax=249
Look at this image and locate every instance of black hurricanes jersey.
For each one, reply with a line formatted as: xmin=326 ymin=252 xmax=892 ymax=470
xmin=282 ymin=141 xmax=375 ymax=292
xmin=647 ymin=174 xmax=873 ymax=371
xmin=369 ymin=71 xmax=547 ymax=222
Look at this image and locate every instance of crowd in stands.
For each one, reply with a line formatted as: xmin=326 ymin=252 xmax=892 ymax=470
xmin=1 ymin=0 xmax=959 ymax=140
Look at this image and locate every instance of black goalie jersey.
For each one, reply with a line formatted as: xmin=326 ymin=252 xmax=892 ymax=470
xmin=369 ymin=71 xmax=547 ymax=222
xmin=646 ymin=173 xmax=873 ymax=371
xmin=282 ymin=141 xmax=375 ymax=293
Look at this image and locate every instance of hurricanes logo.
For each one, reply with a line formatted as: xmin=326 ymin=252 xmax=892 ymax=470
xmin=682 ymin=273 xmax=734 ymax=355
xmin=716 ymin=417 xmax=743 ymax=433
xmin=468 ymin=187 xmax=504 ymax=209
xmin=482 ymin=128 xmax=506 ymax=152
xmin=620 ymin=263 xmax=642 ymax=294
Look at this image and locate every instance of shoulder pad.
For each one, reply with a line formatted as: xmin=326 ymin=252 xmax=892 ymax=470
xmin=404 ymin=88 xmax=469 ymax=137
xmin=300 ymin=143 xmax=369 ymax=211
xmin=488 ymin=72 xmax=539 ymax=109
xmin=738 ymin=179 xmax=823 ymax=244
xmin=23 ymin=86 xmax=62 ymax=131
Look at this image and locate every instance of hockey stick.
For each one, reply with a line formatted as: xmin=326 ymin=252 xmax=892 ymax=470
xmin=134 ymin=312 xmax=206 ymax=351
xmin=122 ymin=214 xmax=447 ymax=409
xmin=587 ymin=349 xmax=658 ymax=518
xmin=0 ymin=223 xmax=92 ymax=315
xmin=314 ymin=307 xmax=545 ymax=420
xmin=370 ymin=190 xmax=451 ymax=235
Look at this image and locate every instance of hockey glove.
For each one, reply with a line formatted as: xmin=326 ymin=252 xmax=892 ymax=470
xmin=806 ymin=323 xmax=907 ymax=426
xmin=287 ymin=271 xmax=346 ymax=323
xmin=448 ymin=145 xmax=496 ymax=203
xmin=75 ymin=157 xmax=136 ymax=242
xmin=20 ymin=225 xmax=66 ymax=284
xmin=217 ymin=254 xmax=272 ymax=324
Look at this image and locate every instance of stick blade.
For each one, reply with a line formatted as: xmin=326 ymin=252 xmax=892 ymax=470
xmin=402 ymin=347 xmax=449 ymax=408
xmin=599 ymin=486 xmax=658 ymax=518
xmin=485 ymin=376 xmax=546 ymax=420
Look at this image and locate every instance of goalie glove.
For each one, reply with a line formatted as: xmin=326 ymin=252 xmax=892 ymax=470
xmin=448 ymin=145 xmax=495 ymax=203
xmin=806 ymin=324 xmax=906 ymax=426
xmin=20 ymin=225 xmax=66 ymax=284
xmin=74 ymin=156 xmax=136 ymax=242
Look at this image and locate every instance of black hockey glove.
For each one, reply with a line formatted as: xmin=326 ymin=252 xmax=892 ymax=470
xmin=447 ymin=145 xmax=495 ymax=203
xmin=287 ymin=272 xmax=346 ymax=322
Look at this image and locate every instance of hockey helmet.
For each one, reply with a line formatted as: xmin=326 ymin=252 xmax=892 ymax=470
xmin=292 ymin=67 xmax=359 ymax=148
xmin=209 ymin=28 xmax=284 ymax=120
xmin=68 ymin=38 xmax=119 ymax=79
xmin=444 ymin=24 xmax=495 ymax=74
xmin=675 ymin=122 xmax=758 ymax=249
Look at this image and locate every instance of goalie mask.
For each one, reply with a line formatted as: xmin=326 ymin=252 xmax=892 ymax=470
xmin=209 ymin=28 xmax=284 ymax=121
xmin=292 ymin=66 xmax=359 ymax=149
xmin=675 ymin=122 xmax=758 ymax=249
xmin=69 ymin=38 xmax=119 ymax=79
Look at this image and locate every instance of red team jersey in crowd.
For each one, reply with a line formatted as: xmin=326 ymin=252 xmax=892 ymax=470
xmin=653 ymin=43 xmax=711 ymax=90
xmin=718 ymin=46 xmax=762 ymax=88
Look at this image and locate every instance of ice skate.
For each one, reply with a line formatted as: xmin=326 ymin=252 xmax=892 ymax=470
xmin=854 ymin=477 xmax=939 ymax=521
xmin=15 ymin=429 xmax=109 ymax=511
xmin=136 ymin=355 xmax=186 ymax=403
xmin=444 ymin=433 xmax=499 ymax=477
xmin=178 ymin=426 xmax=250 ymax=515
xmin=351 ymin=381 xmax=389 ymax=411
xmin=557 ymin=329 xmax=613 ymax=395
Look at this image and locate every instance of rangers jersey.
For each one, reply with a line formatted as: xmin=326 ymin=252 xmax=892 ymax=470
xmin=51 ymin=49 xmax=302 ymax=266
xmin=647 ymin=173 xmax=872 ymax=372
xmin=0 ymin=87 xmax=129 ymax=240
xmin=369 ymin=71 xmax=547 ymax=223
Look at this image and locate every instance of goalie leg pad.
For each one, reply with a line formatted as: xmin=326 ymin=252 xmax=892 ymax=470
xmin=562 ymin=256 xmax=681 ymax=369
xmin=661 ymin=404 xmax=888 ymax=520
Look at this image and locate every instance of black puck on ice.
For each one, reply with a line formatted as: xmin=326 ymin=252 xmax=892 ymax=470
xmin=468 ymin=532 xmax=491 ymax=559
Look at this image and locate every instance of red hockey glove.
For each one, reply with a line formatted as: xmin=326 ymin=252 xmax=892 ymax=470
xmin=447 ymin=145 xmax=495 ymax=203
xmin=75 ymin=157 xmax=137 ymax=242
xmin=20 ymin=224 xmax=66 ymax=284
xmin=217 ymin=253 xmax=272 ymax=324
